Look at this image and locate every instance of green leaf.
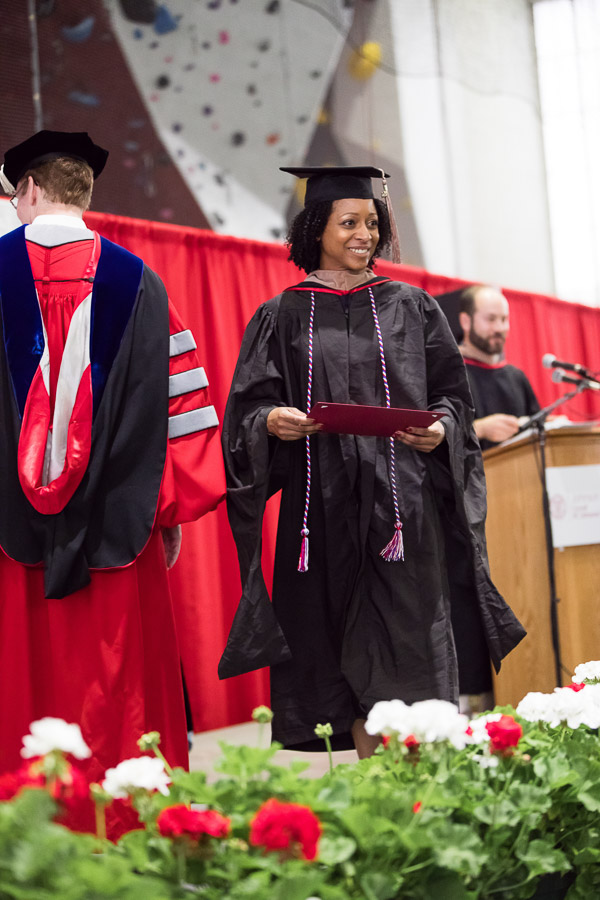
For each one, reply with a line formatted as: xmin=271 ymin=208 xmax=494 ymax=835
xmin=271 ymin=868 xmax=325 ymax=900
xmin=430 ymin=824 xmax=484 ymax=877
xmin=423 ymin=871 xmax=471 ymax=900
xmin=226 ymin=869 xmax=271 ymax=897
xmin=317 ymin=780 xmax=352 ymax=811
xmin=532 ymin=753 xmax=572 ymax=788
xmin=516 ymin=839 xmax=570 ymax=878
xmin=473 ymin=797 xmax=522 ymax=826
xmin=317 ymin=835 xmax=357 ymax=865
xmin=576 ymin=780 xmax=600 ymax=812
xmin=114 ymin=828 xmax=152 ymax=872
xmin=359 ymin=871 xmax=399 ymax=900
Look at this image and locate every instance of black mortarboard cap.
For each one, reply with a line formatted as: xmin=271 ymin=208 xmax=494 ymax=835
xmin=280 ymin=165 xmax=390 ymax=205
xmin=1 ymin=130 xmax=109 ymax=192
xmin=281 ymin=164 xmax=401 ymax=264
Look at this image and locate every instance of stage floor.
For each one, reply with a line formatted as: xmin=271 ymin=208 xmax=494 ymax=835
xmin=189 ymin=721 xmax=357 ymax=780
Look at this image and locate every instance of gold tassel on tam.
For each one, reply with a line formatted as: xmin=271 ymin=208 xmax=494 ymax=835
xmin=0 ymin=165 xmax=15 ymax=195
xmin=379 ymin=170 xmax=402 ymax=264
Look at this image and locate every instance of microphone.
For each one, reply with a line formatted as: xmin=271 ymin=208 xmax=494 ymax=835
xmin=551 ymin=368 xmax=600 ymax=391
xmin=543 ymin=353 xmax=592 ymax=377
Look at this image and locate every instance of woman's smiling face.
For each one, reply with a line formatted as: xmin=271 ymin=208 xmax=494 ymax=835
xmin=318 ymin=198 xmax=380 ymax=272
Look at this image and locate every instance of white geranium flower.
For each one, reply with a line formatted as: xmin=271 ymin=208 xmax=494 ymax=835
xmin=366 ymin=698 xmax=470 ymax=749
xmin=467 ymin=713 xmax=502 ymax=744
xmin=474 ymin=754 xmax=499 ymax=769
xmin=517 ymin=685 xmax=600 ymax=729
xmin=409 ymin=700 xmax=471 ymax=749
xmin=516 ymin=692 xmax=554 ymax=724
xmin=365 ymin=699 xmax=409 ymax=736
xmin=552 ymin=684 xmax=600 ymax=729
xmin=21 ymin=718 xmax=91 ymax=760
xmin=573 ymin=661 xmax=600 ymax=684
xmin=102 ymin=756 xmax=171 ymax=799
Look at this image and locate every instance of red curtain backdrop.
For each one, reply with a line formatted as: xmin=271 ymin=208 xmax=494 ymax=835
xmin=85 ymin=211 xmax=600 ymax=733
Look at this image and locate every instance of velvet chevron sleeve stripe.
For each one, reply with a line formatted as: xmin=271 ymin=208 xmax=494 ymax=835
xmin=169 ymin=329 xmax=197 ymax=357
xmin=168 ymin=366 xmax=208 ymax=397
xmin=168 ymin=405 xmax=219 ymax=438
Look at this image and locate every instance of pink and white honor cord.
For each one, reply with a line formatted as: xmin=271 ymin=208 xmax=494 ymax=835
xmin=297 ymin=293 xmax=315 ymax=572
xmin=297 ymin=288 xmax=404 ymax=573
xmin=368 ymin=286 xmax=404 ymax=561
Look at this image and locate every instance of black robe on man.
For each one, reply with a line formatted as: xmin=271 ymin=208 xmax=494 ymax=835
xmin=464 ymin=358 xmax=540 ymax=450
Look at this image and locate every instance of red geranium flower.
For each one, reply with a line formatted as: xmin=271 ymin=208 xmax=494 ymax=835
xmin=0 ymin=766 xmax=43 ymax=801
xmin=0 ymin=758 xmax=89 ymax=821
xmin=412 ymin=801 xmax=422 ymax=814
xmin=404 ymin=734 xmax=420 ymax=751
xmin=157 ymin=804 xmax=231 ymax=841
xmin=486 ymin=715 xmax=523 ymax=754
xmin=249 ymin=798 xmax=322 ymax=861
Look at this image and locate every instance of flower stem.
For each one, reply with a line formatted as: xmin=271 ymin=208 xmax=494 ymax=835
xmin=153 ymin=745 xmax=174 ymax=778
xmin=94 ymin=800 xmax=107 ymax=845
xmin=324 ymin=734 xmax=333 ymax=775
xmin=175 ymin=843 xmax=187 ymax=886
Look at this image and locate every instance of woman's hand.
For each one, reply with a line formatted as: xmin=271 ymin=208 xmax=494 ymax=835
xmin=394 ymin=420 xmax=445 ymax=453
xmin=267 ymin=407 xmax=322 ymax=441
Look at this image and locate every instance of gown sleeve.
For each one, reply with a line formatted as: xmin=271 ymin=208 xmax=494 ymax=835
xmin=156 ymin=302 xmax=226 ymax=528
xmin=218 ymin=296 xmax=292 ymax=679
xmin=519 ymin=370 xmax=541 ymax=416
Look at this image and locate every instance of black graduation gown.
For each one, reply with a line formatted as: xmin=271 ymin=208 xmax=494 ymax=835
xmin=464 ymin=358 xmax=540 ymax=450
xmin=220 ymin=277 xmax=525 ymax=750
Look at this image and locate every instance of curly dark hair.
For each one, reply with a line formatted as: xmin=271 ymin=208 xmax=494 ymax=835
xmin=285 ymin=198 xmax=392 ymax=274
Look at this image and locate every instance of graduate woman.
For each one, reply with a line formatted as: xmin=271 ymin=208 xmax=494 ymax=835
xmin=219 ymin=166 xmax=524 ymax=757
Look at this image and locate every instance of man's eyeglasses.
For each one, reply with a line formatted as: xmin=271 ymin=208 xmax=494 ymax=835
xmin=9 ymin=192 xmax=19 ymax=210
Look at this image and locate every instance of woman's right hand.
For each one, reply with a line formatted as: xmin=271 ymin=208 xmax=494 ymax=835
xmin=266 ymin=407 xmax=321 ymax=441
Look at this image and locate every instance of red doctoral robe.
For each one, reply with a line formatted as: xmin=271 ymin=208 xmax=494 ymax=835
xmin=0 ymin=218 xmax=225 ymax=836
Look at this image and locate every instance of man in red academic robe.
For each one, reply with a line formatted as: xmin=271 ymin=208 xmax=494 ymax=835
xmin=0 ymin=131 xmax=225 ymax=834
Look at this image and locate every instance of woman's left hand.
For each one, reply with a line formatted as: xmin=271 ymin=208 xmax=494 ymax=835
xmin=394 ymin=420 xmax=446 ymax=453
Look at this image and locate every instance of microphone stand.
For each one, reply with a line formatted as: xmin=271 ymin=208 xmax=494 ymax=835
xmin=515 ymin=384 xmax=586 ymax=435
xmin=515 ymin=382 xmax=588 ymax=687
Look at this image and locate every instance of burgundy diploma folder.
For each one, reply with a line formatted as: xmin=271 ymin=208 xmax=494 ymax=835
xmin=308 ymin=402 xmax=444 ymax=437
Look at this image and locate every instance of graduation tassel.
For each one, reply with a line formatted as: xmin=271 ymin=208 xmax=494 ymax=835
xmin=298 ymin=527 xmax=309 ymax=572
xmin=379 ymin=434 xmax=404 ymax=561
xmin=381 ymin=522 xmax=404 ymax=562
xmin=379 ymin=170 xmax=402 ymax=265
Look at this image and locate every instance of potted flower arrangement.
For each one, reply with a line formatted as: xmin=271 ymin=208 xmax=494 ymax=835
xmin=0 ymin=663 xmax=599 ymax=898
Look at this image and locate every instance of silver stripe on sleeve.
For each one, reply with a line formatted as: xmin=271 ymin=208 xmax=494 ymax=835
xmin=168 ymin=405 xmax=219 ymax=438
xmin=169 ymin=366 xmax=209 ymax=397
xmin=169 ymin=329 xmax=197 ymax=357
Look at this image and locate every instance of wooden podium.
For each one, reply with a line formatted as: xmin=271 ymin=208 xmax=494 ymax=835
xmin=483 ymin=425 xmax=600 ymax=707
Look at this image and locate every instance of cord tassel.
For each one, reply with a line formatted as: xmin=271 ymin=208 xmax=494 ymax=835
xmin=297 ymin=527 xmax=309 ymax=572
xmin=380 ymin=522 xmax=404 ymax=562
